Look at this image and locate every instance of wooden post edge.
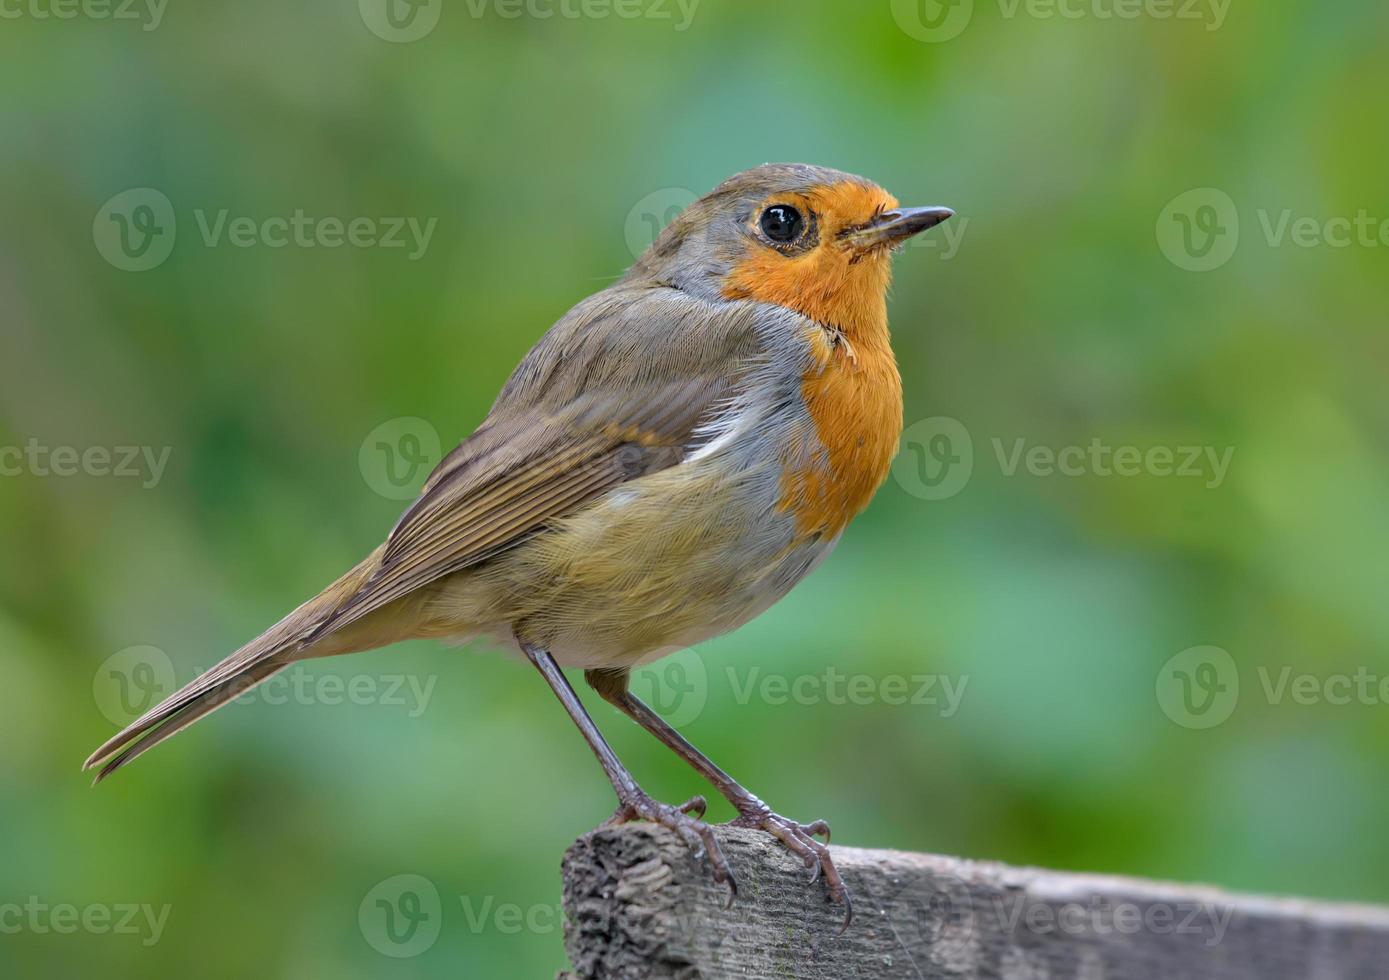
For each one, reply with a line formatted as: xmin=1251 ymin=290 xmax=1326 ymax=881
xmin=556 ymin=824 xmax=1389 ymax=979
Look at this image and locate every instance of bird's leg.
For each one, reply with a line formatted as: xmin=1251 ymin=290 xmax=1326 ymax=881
xmin=518 ymin=641 xmax=735 ymax=901
xmin=586 ymin=667 xmax=852 ymax=924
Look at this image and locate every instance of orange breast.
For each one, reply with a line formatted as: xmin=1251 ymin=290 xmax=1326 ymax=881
xmin=780 ymin=328 xmax=903 ymax=537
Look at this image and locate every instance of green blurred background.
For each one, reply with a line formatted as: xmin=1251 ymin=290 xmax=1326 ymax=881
xmin=3 ymin=0 xmax=1388 ymax=975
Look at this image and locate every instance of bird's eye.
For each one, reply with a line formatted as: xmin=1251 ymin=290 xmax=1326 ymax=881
xmin=759 ymin=205 xmax=804 ymax=243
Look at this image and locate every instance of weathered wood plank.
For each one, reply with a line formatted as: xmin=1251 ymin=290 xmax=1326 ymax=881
xmin=558 ymin=824 xmax=1389 ymax=979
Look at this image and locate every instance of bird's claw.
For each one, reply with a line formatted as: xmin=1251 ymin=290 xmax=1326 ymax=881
xmin=678 ymin=795 xmax=708 ymax=819
xmin=606 ymin=791 xmax=738 ymax=905
xmin=729 ymin=808 xmax=853 ymax=931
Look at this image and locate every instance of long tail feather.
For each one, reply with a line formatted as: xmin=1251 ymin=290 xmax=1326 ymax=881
xmin=84 ymin=547 xmax=386 ymax=779
xmin=87 ymin=660 xmax=287 ymax=783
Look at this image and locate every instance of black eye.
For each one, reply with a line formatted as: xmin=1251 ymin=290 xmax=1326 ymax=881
xmin=759 ymin=205 xmax=804 ymax=243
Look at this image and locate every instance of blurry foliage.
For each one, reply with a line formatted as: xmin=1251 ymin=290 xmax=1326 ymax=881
xmin=2 ymin=0 xmax=1388 ymax=975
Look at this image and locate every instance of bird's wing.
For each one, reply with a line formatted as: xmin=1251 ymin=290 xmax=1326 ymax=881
xmin=83 ymin=286 xmax=802 ymax=781
xmin=305 ymin=286 xmax=779 ymax=642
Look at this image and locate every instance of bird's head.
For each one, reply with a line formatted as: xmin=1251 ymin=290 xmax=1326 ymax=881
xmin=627 ymin=163 xmax=952 ymax=340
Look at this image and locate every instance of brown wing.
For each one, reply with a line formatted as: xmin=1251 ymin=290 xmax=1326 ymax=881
xmin=304 ymin=286 xmax=769 ymax=641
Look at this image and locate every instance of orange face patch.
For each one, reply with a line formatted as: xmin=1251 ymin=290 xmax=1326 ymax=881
xmin=722 ymin=180 xmax=906 ymax=538
xmin=720 ymin=181 xmax=900 ymax=341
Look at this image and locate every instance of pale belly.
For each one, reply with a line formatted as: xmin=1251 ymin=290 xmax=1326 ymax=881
xmin=426 ymin=453 xmax=837 ymax=669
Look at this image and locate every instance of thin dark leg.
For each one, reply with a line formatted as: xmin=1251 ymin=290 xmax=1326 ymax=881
xmin=522 ymin=641 xmax=641 ymax=799
xmin=519 ymin=641 xmax=734 ymax=898
xmin=586 ymin=667 xmax=852 ymax=925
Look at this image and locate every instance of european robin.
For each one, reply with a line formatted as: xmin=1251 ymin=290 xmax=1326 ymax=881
xmin=85 ymin=163 xmax=953 ymax=921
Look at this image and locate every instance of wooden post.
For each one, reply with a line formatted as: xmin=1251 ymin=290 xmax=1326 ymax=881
xmin=558 ymin=824 xmax=1389 ymax=979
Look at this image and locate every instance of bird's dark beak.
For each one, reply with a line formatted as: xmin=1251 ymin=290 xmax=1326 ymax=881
xmin=845 ymin=206 xmax=955 ymax=251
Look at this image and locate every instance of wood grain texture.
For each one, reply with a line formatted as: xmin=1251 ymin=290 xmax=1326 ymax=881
xmin=558 ymin=825 xmax=1389 ymax=979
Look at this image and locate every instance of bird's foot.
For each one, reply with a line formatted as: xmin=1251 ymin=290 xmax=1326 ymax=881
xmin=728 ymin=805 xmax=852 ymax=928
xmin=604 ymin=791 xmax=738 ymax=906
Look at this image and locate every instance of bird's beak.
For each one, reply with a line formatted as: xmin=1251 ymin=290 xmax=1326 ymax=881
xmin=845 ymin=206 xmax=955 ymax=251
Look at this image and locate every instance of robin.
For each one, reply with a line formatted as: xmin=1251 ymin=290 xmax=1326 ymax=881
xmin=85 ymin=163 xmax=953 ymax=922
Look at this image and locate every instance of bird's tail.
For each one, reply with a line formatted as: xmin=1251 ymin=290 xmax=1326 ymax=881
xmin=83 ymin=547 xmax=388 ymax=783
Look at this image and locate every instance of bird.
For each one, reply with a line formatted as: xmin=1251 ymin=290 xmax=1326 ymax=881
xmin=84 ymin=163 xmax=953 ymax=923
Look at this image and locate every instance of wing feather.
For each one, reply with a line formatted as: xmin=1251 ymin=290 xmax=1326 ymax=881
xmin=303 ymin=289 xmax=773 ymax=643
